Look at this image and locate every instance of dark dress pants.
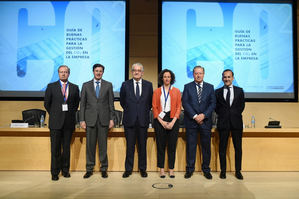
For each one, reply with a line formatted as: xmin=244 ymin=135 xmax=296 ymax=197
xmin=154 ymin=112 xmax=179 ymax=169
xmin=124 ymin=122 xmax=148 ymax=172
xmin=50 ymin=125 xmax=73 ymax=176
xmin=186 ymin=127 xmax=211 ymax=173
xmin=219 ymin=128 xmax=243 ymax=172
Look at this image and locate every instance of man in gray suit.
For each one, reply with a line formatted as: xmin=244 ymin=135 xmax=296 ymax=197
xmin=80 ymin=64 xmax=115 ymax=179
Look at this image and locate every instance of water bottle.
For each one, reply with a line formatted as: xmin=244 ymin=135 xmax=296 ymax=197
xmin=251 ymin=115 xmax=255 ymax=128
xmin=40 ymin=115 xmax=45 ymax=128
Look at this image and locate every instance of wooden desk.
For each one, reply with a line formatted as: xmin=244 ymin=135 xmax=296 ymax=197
xmin=1 ymin=127 xmax=299 ymax=171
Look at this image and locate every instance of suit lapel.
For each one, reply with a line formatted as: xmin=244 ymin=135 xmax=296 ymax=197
xmin=99 ymin=80 xmax=106 ymax=99
xmin=220 ymin=86 xmax=226 ymax=104
xmin=88 ymin=80 xmax=97 ymax=99
xmin=55 ymin=81 xmax=64 ymax=101
xmin=140 ymin=80 xmax=146 ymax=100
xmin=129 ymin=79 xmax=137 ymax=101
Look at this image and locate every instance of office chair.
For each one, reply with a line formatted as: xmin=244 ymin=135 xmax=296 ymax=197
xmin=22 ymin=109 xmax=46 ymax=126
xmin=178 ymin=110 xmax=185 ymax=128
xmin=113 ymin=110 xmax=123 ymax=127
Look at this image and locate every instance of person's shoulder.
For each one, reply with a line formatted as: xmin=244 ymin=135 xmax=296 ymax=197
xmin=215 ymin=86 xmax=223 ymax=92
xmin=101 ymin=79 xmax=112 ymax=85
xmin=203 ymin=81 xmax=214 ymax=87
xmin=172 ymin=86 xmax=181 ymax=93
xmin=233 ymin=85 xmax=243 ymax=90
xmin=47 ymin=81 xmax=59 ymax=87
xmin=142 ymin=79 xmax=152 ymax=85
xmin=154 ymin=87 xmax=162 ymax=93
xmin=82 ymin=79 xmax=93 ymax=86
xmin=68 ymin=82 xmax=79 ymax=88
xmin=184 ymin=81 xmax=194 ymax=87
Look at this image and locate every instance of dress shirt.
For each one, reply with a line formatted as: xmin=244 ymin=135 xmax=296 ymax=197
xmin=93 ymin=79 xmax=102 ymax=91
xmin=193 ymin=81 xmax=203 ymax=119
xmin=60 ymin=80 xmax=69 ymax=98
xmin=133 ymin=79 xmax=142 ymax=96
xmin=160 ymin=86 xmax=171 ymax=113
xmin=223 ymin=85 xmax=234 ymax=106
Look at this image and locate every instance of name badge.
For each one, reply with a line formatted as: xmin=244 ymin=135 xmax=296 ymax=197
xmin=62 ymin=104 xmax=68 ymax=111
xmin=159 ymin=111 xmax=166 ymax=119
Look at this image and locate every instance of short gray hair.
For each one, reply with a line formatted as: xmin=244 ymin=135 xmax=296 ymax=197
xmin=131 ymin=63 xmax=144 ymax=71
xmin=58 ymin=65 xmax=70 ymax=74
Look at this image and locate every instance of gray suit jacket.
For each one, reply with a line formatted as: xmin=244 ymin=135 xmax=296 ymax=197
xmin=79 ymin=79 xmax=115 ymax=127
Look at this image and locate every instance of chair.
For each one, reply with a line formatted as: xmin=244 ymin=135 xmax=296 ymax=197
xmin=113 ymin=110 xmax=123 ymax=127
xmin=178 ymin=110 xmax=185 ymax=128
xmin=212 ymin=111 xmax=218 ymax=128
xmin=22 ymin=109 xmax=46 ymax=126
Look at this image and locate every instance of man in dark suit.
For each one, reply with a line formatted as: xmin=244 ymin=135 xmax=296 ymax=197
xmin=215 ymin=69 xmax=245 ymax=180
xmin=182 ymin=65 xmax=216 ymax=179
xmin=120 ymin=63 xmax=153 ymax=178
xmin=44 ymin=65 xmax=80 ymax=181
xmin=80 ymin=64 xmax=115 ymax=179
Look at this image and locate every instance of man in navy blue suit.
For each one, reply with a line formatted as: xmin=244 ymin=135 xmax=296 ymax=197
xmin=182 ymin=65 xmax=216 ymax=179
xmin=120 ymin=63 xmax=153 ymax=178
xmin=215 ymin=69 xmax=245 ymax=180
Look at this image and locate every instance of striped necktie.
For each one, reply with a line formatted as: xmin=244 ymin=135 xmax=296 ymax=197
xmin=196 ymin=83 xmax=202 ymax=103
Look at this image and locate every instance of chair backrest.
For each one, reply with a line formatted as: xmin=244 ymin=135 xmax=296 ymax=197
xmin=178 ymin=110 xmax=185 ymax=128
xmin=113 ymin=110 xmax=123 ymax=127
xmin=22 ymin=109 xmax=46 ymax=125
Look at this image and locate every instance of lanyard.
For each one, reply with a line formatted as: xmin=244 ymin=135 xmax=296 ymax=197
xmin=60 ymin=81 xmax=69 ymax=102
xmin=162 ymin=85 xmax=171 ymax=110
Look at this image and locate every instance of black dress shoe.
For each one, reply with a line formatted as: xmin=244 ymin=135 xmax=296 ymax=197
xmin=62 ymin=172 xmax=71 ymax=178
xmin=140 ymin=170 xmax=148 ymax=178
xmin=184 ymin=172 xmax=193 ymax=179
xmin=235 ymin=171 xmax=243 ymax=180
xmin=101 ymin=171 xmax=108 ymax=178
xmin=83 ymin=171 xmax=93 ymax=179
xmin=169 ymin=175 xmax=175 ymax=178
xmin=52 ymin=175 xmax=59 ymax=181
xmin=122 ymin=171 xmax=132 ymax=178
xmin=160 ymin=174 xmax=166 ymax=178
xmin=220 ymin=171 xmax=226 ymax=179
xmin=203 ymin=172 xmax=213 ymax=180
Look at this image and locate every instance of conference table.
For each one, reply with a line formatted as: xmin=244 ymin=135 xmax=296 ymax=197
xmin=1 ymin=127 xmax=299 ymax=171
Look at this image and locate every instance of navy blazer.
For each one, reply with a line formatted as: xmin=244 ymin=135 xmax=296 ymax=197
xmin=215 ymin=86 xmax=245 ymax=130
xmin=44 ymin=81 xmax=80 ymax=130
xmin=120 ymin=79 xmax=153 ymax=128
xmin=182 ymin=81 xmax=216 ymax=130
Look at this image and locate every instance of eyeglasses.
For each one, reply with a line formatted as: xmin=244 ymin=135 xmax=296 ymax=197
xmin=132 ymin=69 xmax=143 ymax=73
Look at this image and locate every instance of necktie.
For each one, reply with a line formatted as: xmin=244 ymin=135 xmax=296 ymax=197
xmin=136 ymin=82 xmax=140 ymax=100
xmin=226 ymin=86 xmax=230 ymax=106
xmin=96 ymin=81 xmax=100 ymax=98
xmin=196 ymin=83 xmax=202 ymax=103
xmin=62 ymin=83 xmax=68 ymax=100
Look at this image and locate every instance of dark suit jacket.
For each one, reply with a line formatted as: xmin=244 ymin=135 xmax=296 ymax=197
xmin=182 ymin=81 xmax=216 ymax=130
xmin=120 ymin=79 xmax=153 ymax=128
xmin=79 ymin=79 xmax=115 ymax=127
xmin=215 ymin=86 xmax=245 ymax=130
xmin=44 ymin=81 xmax=80 ymax=130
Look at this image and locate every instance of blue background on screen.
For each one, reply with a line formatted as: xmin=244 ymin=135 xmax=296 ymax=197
xmin=162 ymin=2 xmax=293 ymax=93
xmin=0 ymin=1 xmax=126 ymax=92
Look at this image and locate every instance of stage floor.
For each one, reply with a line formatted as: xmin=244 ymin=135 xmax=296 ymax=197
xmin=0 ymin=171 xmax=298 ymax=199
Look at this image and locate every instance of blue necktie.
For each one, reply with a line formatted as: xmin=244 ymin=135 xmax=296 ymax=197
xmin=136 ymin=82 xmax=140 ymax=100
xmin=96 ymin=81 xmax=100 ymax=98
xmin=196 ymin=83 xmax=202 ymax=103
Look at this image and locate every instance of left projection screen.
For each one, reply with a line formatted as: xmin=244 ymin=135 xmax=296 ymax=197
xmin=0 ymin=1 xmax=127 ymax=99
